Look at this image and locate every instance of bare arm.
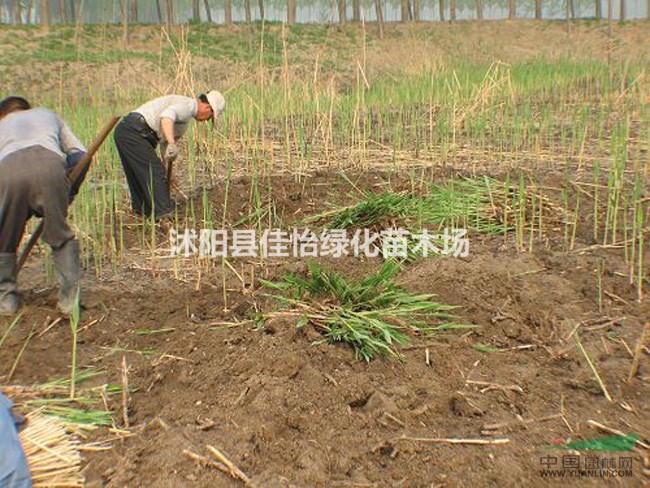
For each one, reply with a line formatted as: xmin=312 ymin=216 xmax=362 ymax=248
xmin=58 ymin=117 xmax=86 ymax=154
xmin=161 ymin=117 xmax=175 ymax=146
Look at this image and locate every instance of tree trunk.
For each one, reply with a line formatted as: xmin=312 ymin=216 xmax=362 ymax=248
xmin=352 ymin=0 xmax=360 ymax=21
xmin=287 ymin=0 xmax=296 ymax=23
xmin=129 ymin=0 xmax=136 ymax=22
xmin=535 ymin=0 xmax=542 ymax=19
xmin=569 ymin=0 xmax=575 ymax=17
xmin=450 ymin=0 xmax=456 ymax=20
xmin=565 ymin=0 xmax=571 ymax=28
xmin=120 ymin=0 xmax=128 ymax=43
xmin=619 ymin=0 xmax=625 ymax=20
xmin=65 ymin=0 xmax=73 ymax=22
xmin=413 ymin=0 xmax=420 ymax=20
xmin=258 ymin=0 xmax=264 ymax=20
xmin=607 ymin=0 xmax=612 ymax=35
xmin=74 ymin=0 xmax=83 ymax=25
xmin=203 ymin=0 xmax=213 ymax=22
xmin=27 ymin=0 xmax=34 ymax=23
xmin=476 ymin=0 xmax=482 ymax=19
xmin=13 ymin=0 xmax=22 ymax=24
xmin=155 ymin=0 xmax=162 ymax=23
xmin=10 ymin=0 xmax=23 ymax=25
xmin=438 ymin=0 xmax=444 ymax=21
xmin=401 ymin=0 xmax=408 ymax=21
xmin=509 ymin=0 xmax=516 ymax=19
xmin=374 ymin=0 xmax=384 ymax=37
xmin=165 ymin=0 xmax=174 ymax=26
xmin=338 ymin=0 xmax=346 ymax=24
xmin=192 ymin=0 xmax=200 ymax=21
xmin=68 ymin=0 xmax=76 ymax=22
xmin=595 ymin=0 xmax=602 ymax=18
xmin=245 ymin=0 xmax=252 ymax=22
xmin=224 ymin=0 xmax=232 ymax=23
xmin=42 ymin=0 xmax=51 ymax=28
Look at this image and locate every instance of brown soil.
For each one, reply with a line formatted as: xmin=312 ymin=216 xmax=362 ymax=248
xmin=1 ymin=17 xmax=648 ymax=488
xmin=1 ymin=169 xmax=648 ymax=487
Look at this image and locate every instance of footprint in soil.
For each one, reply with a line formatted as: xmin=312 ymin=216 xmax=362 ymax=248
xmin=450 ymin=392 xmax=485 ymax=417
xmin=271 ymin=351 xmax=304 ymax=378
xmin=349 ymin=391 xmax=399 ymax=416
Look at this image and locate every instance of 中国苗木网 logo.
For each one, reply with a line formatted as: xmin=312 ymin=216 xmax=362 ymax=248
xmin=545 ymin=434 xmax=639 ymax=452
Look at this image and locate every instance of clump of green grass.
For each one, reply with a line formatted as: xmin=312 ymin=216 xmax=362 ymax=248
xmin=261 ymin=260 xmax=474 ymax=361
xmin=327 ymin=192 xmax=415 ymax=229
xmin=419 ymin=177 xmax=506 ymax=234
xmin=310 ymin=176 xmax=508 ymax=234
xmin=298 ymin=176 xmax=514 ymax=265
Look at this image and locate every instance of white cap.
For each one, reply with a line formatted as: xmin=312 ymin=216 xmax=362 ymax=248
xmin=206 ymin=90 xmax=226 ymax=123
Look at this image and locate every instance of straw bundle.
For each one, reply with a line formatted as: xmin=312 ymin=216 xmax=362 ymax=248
xmin=19 ymin=413 xmax=84 ymax=487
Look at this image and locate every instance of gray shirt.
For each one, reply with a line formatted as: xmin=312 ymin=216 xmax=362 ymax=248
xmin=0 ymin=107 xmax=86 ymax=163
xmin=134 ymin=95 xmax=198 ymax=141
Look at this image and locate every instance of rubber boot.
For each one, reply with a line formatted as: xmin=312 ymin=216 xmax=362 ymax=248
xmin=51 ymin=240 xmax=81 ymax=316
xmin=0 ymin=253 xmax=19 ymax=316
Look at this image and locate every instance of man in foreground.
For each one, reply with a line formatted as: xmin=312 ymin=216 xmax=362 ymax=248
xmin=0 ymin=96 xmax=87 ymax=315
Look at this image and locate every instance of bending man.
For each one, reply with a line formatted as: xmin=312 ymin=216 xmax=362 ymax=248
xmin=0 ymin=96 xmax=87 ymax=316
xmin=114 ymin=91 xmax=226 ymax=220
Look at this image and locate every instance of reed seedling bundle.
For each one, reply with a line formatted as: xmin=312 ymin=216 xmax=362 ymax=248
xmin=3 ymin=369 xmax=116 ymax=428
xmin=20 ymin=401 xmax=114 ymax=427
xmin=19 ymin=413 xmax=84 ymax=487
xmin=262 ymin=261 xmax=471 ymax=361
xmin=1 ymin=370 xmax=122 ymax=485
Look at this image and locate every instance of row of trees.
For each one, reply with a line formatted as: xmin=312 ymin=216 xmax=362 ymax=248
xmin=1 ymin=0 xmax=645 ymax=26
